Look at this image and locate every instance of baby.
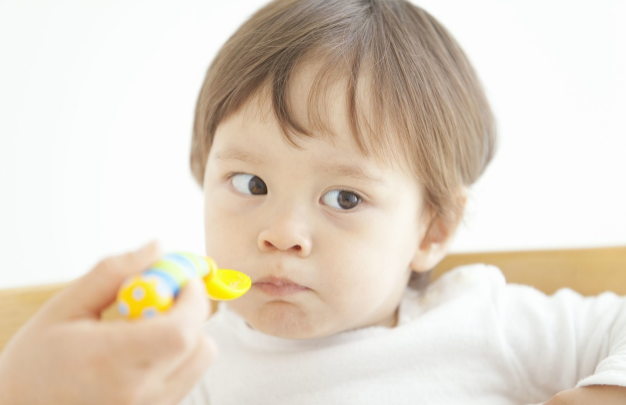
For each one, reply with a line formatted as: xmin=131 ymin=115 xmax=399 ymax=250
xmin=0 ymin=0 xmax=624 ymax=404
xmin=180 ymin=0 xmax=626 ymax=404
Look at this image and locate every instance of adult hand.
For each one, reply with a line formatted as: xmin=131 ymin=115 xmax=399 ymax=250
xmin=543 ymin=385 xmax=626 ymax=404
xmin=0 ymin=241 xmax=216 ymax=405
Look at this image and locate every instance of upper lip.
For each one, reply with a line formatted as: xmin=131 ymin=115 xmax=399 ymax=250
xmin=253 ymin=276 xmax=305 ymax=287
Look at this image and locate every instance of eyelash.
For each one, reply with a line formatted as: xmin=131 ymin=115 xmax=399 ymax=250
xmin=224 ymin=172 xmax=365 ymax=208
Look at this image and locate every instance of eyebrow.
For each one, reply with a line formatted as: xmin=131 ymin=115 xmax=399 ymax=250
xmin=214 ymin=147 xmax=388 ymax=186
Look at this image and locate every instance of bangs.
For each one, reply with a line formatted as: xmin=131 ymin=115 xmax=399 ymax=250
xmin=191 ymin=0 xmax=496 ymax=226
xmin=239 ymin=48 xmax=411 ymax=173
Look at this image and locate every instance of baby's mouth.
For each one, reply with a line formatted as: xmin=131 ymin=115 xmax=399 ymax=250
xmin=252 ymin=276 xmax=309 ymax=296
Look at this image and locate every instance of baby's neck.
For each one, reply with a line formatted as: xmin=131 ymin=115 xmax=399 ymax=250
xmin=377 ymin=307 xmax=399 ymax=328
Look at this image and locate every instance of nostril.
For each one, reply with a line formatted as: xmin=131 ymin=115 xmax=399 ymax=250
xmin=263 ymin=240 xmax=302 ymax=251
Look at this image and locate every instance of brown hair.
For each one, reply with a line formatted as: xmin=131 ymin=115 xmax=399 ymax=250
xmin=190 ymin=0 xmax=496 ymax=229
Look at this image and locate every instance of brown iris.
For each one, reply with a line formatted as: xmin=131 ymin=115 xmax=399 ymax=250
xmin=337 ymin=191 xmax=360 ymax=209
xmin=248 ymin=176 xmax=267 ymax=195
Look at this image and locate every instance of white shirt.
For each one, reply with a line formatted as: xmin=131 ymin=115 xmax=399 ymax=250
xmin=179 ymin=264 xmax=626 ymax=405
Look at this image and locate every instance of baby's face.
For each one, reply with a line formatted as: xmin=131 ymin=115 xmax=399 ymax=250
xmin=203 ymin=70 xmax=429 ymax=339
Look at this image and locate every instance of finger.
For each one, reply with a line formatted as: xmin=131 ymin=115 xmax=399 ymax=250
xmin=109 ymin=278 xmax=209 ymax=366
xmin=42 ymin=240 xmax=162 ymax=321
xmin=159 ymin=335 xmax=217 ymax=405
xmin=154 ymin=278 xmax=211 ymax=372
xmin=166 ymin=277 xmax=210 ymax=327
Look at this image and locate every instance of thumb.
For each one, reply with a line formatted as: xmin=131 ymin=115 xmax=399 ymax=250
xmin=42 ymin=240 xmax=163 ymax=321
xmin=166 ymin=277 xmax=210 ymax=329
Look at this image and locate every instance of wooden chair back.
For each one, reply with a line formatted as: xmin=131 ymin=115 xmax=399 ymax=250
xmin=1 ymin=246 xmax=625 ymax=352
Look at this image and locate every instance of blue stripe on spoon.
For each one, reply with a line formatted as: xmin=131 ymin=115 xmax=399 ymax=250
xmin=161 ymin=253 xmax=199 ymax=280
xmin=144 ymin=269 xmax=181 ymax=297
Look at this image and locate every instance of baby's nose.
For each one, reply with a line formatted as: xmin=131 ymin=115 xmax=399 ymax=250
xmin=257 ymin=213 xmax=312 ymax=257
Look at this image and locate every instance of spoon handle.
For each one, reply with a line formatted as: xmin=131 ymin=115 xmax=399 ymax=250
xmin=116 ymin=252 xmax=214 ymax=320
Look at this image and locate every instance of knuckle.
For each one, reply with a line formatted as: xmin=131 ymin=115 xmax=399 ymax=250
xmin=163 ymin=326 xmax=196 ymax=354
xmin=95 ymin=257 xmax=123 ymax=277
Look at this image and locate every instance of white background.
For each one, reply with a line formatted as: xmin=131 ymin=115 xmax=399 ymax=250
xmin=1 ymin=0 xmax=624 ymax=288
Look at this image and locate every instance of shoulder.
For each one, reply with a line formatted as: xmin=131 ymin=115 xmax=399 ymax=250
xmin=426 ymin=263 xmax=508 ymax=302
xmin=431 ymin=264 xmax=625 ymax=328
xmin=399 ymin=264 xmax=506 ymax=320
xmin=402 ymin=263 xmax=587 ymax=317
xmin=433 ymin=263 xmax=506 ymax=289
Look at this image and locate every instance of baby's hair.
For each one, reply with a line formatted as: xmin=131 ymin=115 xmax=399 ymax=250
xmin=191 ymin=0 xmax=496 ymax=234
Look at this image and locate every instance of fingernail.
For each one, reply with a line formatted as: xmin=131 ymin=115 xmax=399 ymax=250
xmin=187 ymin=277 xmax=202 ymax=290
xmin=138 ymin=240 xmax=161 ymax=254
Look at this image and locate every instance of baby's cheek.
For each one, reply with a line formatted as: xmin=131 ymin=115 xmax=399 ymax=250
xmin=204 ymin=222 xmax=248 ymax=266
xmin=322 ymin=280 xmax=377 ymax=318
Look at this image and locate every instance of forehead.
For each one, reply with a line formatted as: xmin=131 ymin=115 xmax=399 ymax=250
xmin=212 ymin=93 xmax=389 ymax=187
xmin=208 ymin=58 xmax=426 ymax=212
xmin=242 ymin=59 xmax=361 ymax=150
xmin=208 ymin=58 xmax=429 ymax=207
xmin=218 ymin=56 xmax=409 ymax=171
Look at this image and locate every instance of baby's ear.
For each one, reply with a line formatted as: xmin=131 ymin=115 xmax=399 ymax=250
xmin=410 ymin=193 xmax=466 ymax=273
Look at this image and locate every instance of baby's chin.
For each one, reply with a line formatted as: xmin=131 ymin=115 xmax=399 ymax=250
xmin=230 ymin=300 xmax=338 ymax=340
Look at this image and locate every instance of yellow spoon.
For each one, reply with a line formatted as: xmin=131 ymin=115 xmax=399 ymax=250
xmin=117 ymin=252 xmax=251 ymax=320
xmin=202 ymin=256 xmax=252 ymax=300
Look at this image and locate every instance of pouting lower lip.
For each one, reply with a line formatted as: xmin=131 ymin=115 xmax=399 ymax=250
xmin=252 ymin=281 xmax=309 ymax=296
xmin=253 ymin=276 xmax=303 ymax=286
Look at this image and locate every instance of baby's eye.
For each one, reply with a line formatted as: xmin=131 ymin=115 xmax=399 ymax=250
xmin=321 ymin=190 xmax=362 ymax=210
xmin=231 ymin=173 xmax=267 ymax=195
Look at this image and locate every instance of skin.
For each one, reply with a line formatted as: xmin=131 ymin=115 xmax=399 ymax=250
xmin=0 ymin=241 xmax=216 ymax=405
xmin=202 ymin=62 xmax=453 ymax=340
xmin=543 ymin=385 xmax=626 ymax=404
xmin=0 ymin=59 xmax=623 ymax=403
xmin=201 ymin=60 xmax=626 ymax=403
